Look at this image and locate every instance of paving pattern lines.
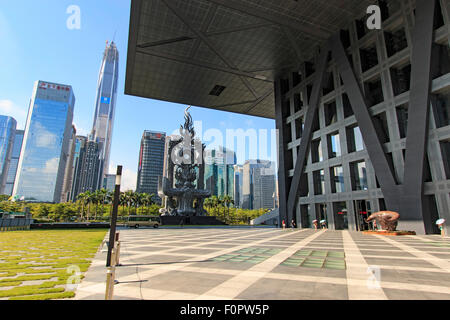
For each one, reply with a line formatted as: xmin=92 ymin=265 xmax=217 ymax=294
xmin=372 ymin=234 xmax=450 ymax=271
xmin=194 ymin=230 xmax=326 ymax=300
xmin=118 ymin=228 xmax=284 ymax=261
xmin=114 ymin=229 xmax=314 ymax=299
xmin=342 ymin=231 xmax=387 ymax=300
xmin=75 ymin=228 xmax=305 ymax=299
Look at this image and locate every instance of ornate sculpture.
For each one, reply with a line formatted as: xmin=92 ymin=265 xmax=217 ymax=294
xmin=366 ymin=211 xmax=400 ymax=231
xmin=158 ymin=107 xmax=211 ymax=216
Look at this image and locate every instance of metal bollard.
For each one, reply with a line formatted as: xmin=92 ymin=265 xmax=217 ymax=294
xmin=115 ymin=241 xmax=121 ymax=266
xmin=105 ymin=266 xmax=116 ymax=300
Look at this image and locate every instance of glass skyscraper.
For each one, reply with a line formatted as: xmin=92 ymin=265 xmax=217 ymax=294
xmin=91 ymin=41 xmax=119 ymax=185
xmin=13 ymin=81 xmax=75 ymax=202
xmin=4 ymin=129 xmax=24 ymax=195
xmin=136 ymin=131 xmax=166 ymax=202
xmin=0 ymin=116 xmax=17 ymax=194
xmin=204 ymin=147 xmax=236 ymax=199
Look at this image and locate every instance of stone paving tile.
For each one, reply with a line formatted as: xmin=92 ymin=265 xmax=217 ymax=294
xmin=378 ymin=269 xmax=450 ymax=287
xmin=75 ymin=229 xmax=450 ymax=300
xmin=364 ymin=257 xmax=439 ymax=268
xmin=383 ymin=288 xmax=450 ymax=300
xmin=236 ymin=278 xmax=348 ymax=300
xmin=138 ymin=270 xmax=232 ymax=295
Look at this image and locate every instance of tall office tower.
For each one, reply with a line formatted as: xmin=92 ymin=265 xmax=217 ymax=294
xmin=13 ymin=81 xmax=75 ymax=203
xmin=60 ymin=125 xmax=77 ymax=202
xmin=0 ymin=116 xmax=17 ymax=194
xmin=241 ymin=160 xmax=274 ymax=210
xmin=4 ymin=129 xmax=24 ymax=195
xmin=136 ymin=131 xmax=165 ymax=202
xmin=204 ymin=147 xmax=236 ymax=198
xmin=71 ymin=138 xmax=101 ymax=199
xmin=103 ymin=174 xmax=116 ymax=192
xmin=91 ymin=41 xmax=119 ymax=185
xmin=233 ymin=165 xmax=243 ymax=208
xmin=70 ymin=136 xmax=87 ymax=201
xmin=253 ymin=167 xmax=276 ymax=210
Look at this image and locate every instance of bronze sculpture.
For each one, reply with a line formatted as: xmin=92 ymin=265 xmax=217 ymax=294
xmin=366 ymin=211 xmax=400 ymax=232
xmin=158 ymin=107 xmax=211 ymax=216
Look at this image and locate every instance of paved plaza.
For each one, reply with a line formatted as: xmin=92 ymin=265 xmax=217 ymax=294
xmin=75 ymin=228 xmax=450 ymax=300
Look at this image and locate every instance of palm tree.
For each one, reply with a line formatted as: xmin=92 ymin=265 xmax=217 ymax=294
xmin=222 ymin=195 xmax=234 ymax=224
xmin=124 ymin=190 xmax=135 ymax=215
xmin=204 ymin=198 xmax=212 ymax=215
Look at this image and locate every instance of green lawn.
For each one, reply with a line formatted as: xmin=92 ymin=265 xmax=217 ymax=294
xmin=0 ymin=229 xmax=107 ymax=300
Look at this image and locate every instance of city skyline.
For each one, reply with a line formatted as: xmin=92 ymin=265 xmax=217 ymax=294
xmin=0 ymin=1 xmax=276 ymax=192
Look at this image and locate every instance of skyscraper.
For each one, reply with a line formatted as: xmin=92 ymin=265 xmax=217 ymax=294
xmin=204 ymin=147 xmax=236 ymax=199
xmin=241 ymin=160 xmax=274 ymax=210
xmin=60 ymin=125 xmax=77 ymax=202
xmin=91 ymin=41 xmax=119 ymax=185
xmin=136 ymin=131 xmax=166 ymax=202
xmin=71 ymin=138 xmax=101 ymax=199
xmin=13 ymin=81 xmax=75 ymax=202
xmin=233 ymin=165 xmax=243 ymax=208
xmin=70 ymin=136 xmax=87 ymax=201
xmin=253 ymin=167 xmax=276 ymax=210
xmin=4 ymin=129 xmax=24 ymax=196
xmin=0 ymin=116 xmax=17 ymax=194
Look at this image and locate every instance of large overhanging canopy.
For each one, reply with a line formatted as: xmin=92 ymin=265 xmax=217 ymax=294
xmin=125 ymin=0 xmax=374 ymax=119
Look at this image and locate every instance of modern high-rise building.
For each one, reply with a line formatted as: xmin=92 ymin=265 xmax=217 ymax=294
xmin=233 ymin=165 xmax=243 ymax=208
xmin=103 ymin=174 xmax=116 ymax=192
xmin=253 ymin=167 xmax=276 ymax=210
xmin=0 ymin=116 xmax=17 ymax=194
xmin=4 ymin=129 xmax=24 ymax=196
xmin=60 ymin=125 xmax=77 ymax=202
xmin=204 ymin=147 xmax=236 ymax=199
xmin=126 ymin=0 xmax=450 ymax=234
xmin=91 ymin=41 xmax=119 ymax=185
xmin=13 ymin=81 xmax=75 ymax=202
xmin=136 ymin=131 xmax=166 ymax=201
xmin=70 ymin=136 xmax=87 ymax=201
xmin=241 ymin=160 xmax=275 ymax=210
xmin=71 ymin=138 xmax=101 ymax=199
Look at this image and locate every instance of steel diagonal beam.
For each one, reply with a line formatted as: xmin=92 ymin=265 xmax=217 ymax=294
xmin=331 ymin=34 xmax=399 ymax=203
xmin=161 ymin=0 xmax=259 ymax=98
xmin=206 ymin=0 xmax=330 ymax=39
xmin=402 ymin=0 xmax=436 ymax=232
xmin=286 ymin=43 xmax=330 ymax=221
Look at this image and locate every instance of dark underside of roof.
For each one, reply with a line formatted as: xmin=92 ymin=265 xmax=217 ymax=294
xmin=125 ymin=0 xmax=375 ymax=119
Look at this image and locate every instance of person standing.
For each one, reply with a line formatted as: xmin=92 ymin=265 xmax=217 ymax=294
xmin=291 ymin=219 xmax=296 ymax=230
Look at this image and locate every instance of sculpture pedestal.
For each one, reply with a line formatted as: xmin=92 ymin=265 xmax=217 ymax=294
xmin=160 ymin=216 xmax=226 ymax=226
xmin=362 ymin=230 xmax=416 ymax=236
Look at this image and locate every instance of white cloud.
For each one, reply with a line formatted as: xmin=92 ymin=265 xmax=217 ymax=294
xmin=73 ymin=123 xmax=88 ymax=136
xmin=34 ymin=122 xmax=57 ymax=148
xmin=0 ymin=100 xmax=27 ymax=129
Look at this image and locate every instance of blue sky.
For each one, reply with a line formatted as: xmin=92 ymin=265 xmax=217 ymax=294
xmin=0 ymin=0 xmax=276 ymax=190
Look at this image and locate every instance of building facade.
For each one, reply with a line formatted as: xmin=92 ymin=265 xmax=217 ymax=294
xmin=103 ymin=174 xmax=116 ymax=192
xmin=233 ymin=165 xmax=243 ymax=208
xmin=136 ymin=131 xmax=166 ymax=201
xmin=60 ymin=125 xmax=77 ymax=202
xmin=241 ymin=160 xmax=275 ymax=210
xmin=204 ymin=147 xmax=236 ymax=199
xmin=0 ymin=116 xmax=17 ymax=194
xmin=126 ymin=0 xmax=450 ymax=234
xmin=91 ymin=41 xmax=119 ymax=186
xmin=71 ymin=138 xmax=102 ymax=199
xmin=13 ymin=81 xmax=75 ymax=203
xmin=4 ymin=129 xmax=24 ymax=196
xmin=253 ymin=167 xmax=276 ymax=210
